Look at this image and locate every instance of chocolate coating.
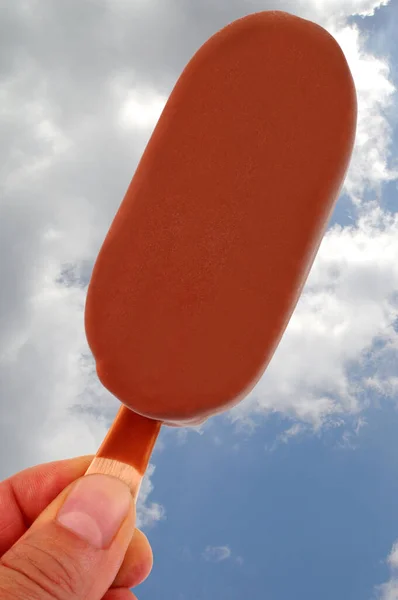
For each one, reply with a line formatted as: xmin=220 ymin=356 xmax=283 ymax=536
xmin=85 ymin=11 xmax=356 ymax=423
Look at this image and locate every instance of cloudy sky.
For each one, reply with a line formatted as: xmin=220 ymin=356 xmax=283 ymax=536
xmin=1 ymin=0 xmax=398 ymax=598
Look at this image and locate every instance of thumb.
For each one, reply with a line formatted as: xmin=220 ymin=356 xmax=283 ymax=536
xmin=0 ymin=473 xmax=135 ymax=599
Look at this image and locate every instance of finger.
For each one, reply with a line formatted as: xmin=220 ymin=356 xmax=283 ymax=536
xmin=103 ymin=588 xmax=137 ymax=599
xmin=0 ymin=457 xmax=154 ymax=590
xmin=0 ymin=455 xmax=93 ymax=554
xmin=3 ymin=455 xmax=94 ymax=523
xmin=113 ymin=528 xmax=153 ymax=588
xmin=0 ymin=457 xmax=154 ymax=589
xmin=0 ymin=474 xmax=136 ymax=599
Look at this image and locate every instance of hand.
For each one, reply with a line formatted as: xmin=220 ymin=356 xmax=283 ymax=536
xmin=0 ymin=456 xmax=153 ymax=599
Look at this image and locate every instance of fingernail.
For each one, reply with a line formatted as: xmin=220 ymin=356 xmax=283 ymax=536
xmin=57 ymin=474 xmax=132 ymax=549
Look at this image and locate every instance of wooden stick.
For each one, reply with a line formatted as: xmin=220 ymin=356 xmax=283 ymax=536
xmin=85 ymin=405 xmax=161 ymax=500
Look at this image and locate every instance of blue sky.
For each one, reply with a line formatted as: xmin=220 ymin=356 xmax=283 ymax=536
xmin=140 ymin=406 xmax=398 ymax=599
xmin=1 ymin=1 xmax=398 ymax=599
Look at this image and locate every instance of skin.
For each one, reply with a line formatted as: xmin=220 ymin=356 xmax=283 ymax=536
xmin=0 ymin=456 xmax=153 ymax=599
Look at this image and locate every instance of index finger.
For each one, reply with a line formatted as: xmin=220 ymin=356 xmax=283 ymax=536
xmin=0 ymin=455 xmax=93 ymax=553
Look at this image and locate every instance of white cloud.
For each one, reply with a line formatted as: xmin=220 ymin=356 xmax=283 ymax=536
xmin=378 ymin=581 xmax=398 ymax=600
xmin=265 ymin=423 xmax=307 ymax=453
xmin=278 ymin=423 xmax=305 ymax=443
xmin=387 ymin=544 xmax=398 ymax=569
xmin=331 ymin=24 xmax=397 ymax=202
xmin=376 ymin=543 xmax=398 ymax=600
xmin=231 ymin=205 xmax=398 ymax=430
xmin=118 ymin=87 xmax=166 ymax=131
xmin=136 ymin=464 xmax=166 ymax=528
xmin=0 ymin=1 xmax=169 ymax=525
xmin=203 ymin=545 xmax=232 ymax=562
xmin=304 ymin=0 xmax=389 ymax=21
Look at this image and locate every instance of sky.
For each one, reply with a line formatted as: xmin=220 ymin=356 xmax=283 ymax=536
xmin=1 ymin=0 xmax=398 ymax=598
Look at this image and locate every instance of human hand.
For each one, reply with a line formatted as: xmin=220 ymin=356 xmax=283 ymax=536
xmin=0 ymin=455 xmax=153 ymax=599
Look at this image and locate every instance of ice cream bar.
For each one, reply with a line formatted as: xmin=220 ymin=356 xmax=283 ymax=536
xmin=84 ymin=11 xmax=356 ymax=494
